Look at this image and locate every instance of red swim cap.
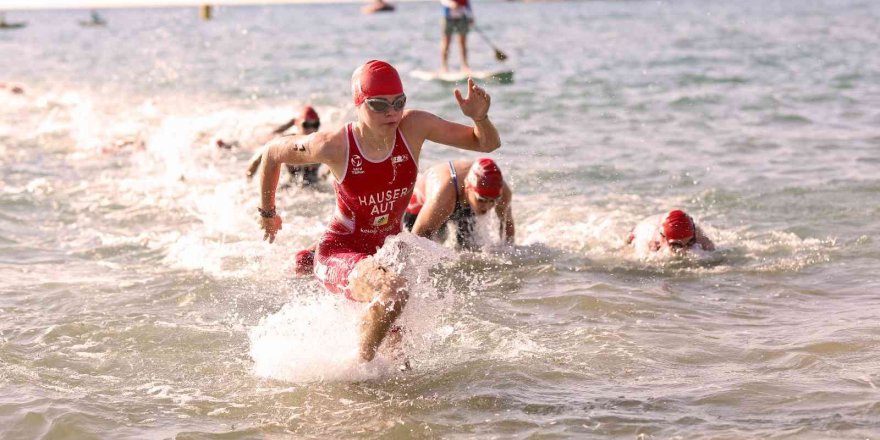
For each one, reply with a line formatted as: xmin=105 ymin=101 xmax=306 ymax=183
xmin=663 ymin=210 xmax=695 ymax=241
xmin=465 ymin=158 xmax=504 ymax=199
xmin=293 ymin=249 xmax=315 ymax=276
xmin=300 ymin=106 xmax=319 ymax=122
xmin=351 ymin=60 xmax=404 ymax=105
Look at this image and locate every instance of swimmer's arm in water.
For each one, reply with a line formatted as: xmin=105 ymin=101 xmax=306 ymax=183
xmin=644 ymin=226 xmax=662 ymax=251
xmin=695 ymin=226 xmax=716 ymax=251
xmin=495 ymin=183 xmax=515 ymax=244
xmin=271 ymin=118 xmax=297 ymax=135
xmin=246 ymin=148 xmax=264 ymax=179
xmin=411 ymin=178 xmax=456 ymax=241
xmin=258 ymin=131 xmax=343 ymax=243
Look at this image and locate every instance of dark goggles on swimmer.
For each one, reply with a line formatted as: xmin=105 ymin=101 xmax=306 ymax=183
xmin=364 ymin=95 xmax=407 ymax=113
xmin=302 ymin=120 xmax=320 ymax=129
xmin=473 ymin=193 xmax=501 ymax=204
xmin=660 ymin=232 xmax=697 ymax=249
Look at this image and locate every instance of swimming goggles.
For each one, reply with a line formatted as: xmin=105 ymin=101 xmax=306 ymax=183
xmin=302 ymin=120 xmax=320 ymax=129
xmin=365 ymin=95 xmax=407 ymax=113
xmin=660 ymin=232 xmax=697 ymax=249
xmin=474 ymin=193 xmax=501 ymax=204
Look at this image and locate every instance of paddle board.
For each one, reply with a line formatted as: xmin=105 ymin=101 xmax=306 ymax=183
xmin=410 ymin=69 xmax=514 ymax=84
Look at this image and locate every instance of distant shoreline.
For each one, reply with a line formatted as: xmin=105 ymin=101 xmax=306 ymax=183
xmin=1 ymin=0 xmax=440 ymax=12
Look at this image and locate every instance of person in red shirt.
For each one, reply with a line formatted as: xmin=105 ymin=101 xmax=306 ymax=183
xmin=257 ymin=60 xmax=500 ymax=363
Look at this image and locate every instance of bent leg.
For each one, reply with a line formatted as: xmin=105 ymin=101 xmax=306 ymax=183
xmin=348 ymin=258 xmax=409 ymax=362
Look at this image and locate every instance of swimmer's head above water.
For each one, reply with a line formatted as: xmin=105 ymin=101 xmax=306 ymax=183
xmin=464 ymin=158 xmax=503 ymax=214
xmin=661 ymin=209 xmax=696 ymax=251
xmin=351 ymin=60 xmax=406 ymax=129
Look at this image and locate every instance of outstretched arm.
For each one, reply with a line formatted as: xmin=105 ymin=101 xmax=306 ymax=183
xmin=695 ymin=226 xmax=715 ymax=251
xmin=246 ymin=148 xmax=264 ymax=179
xmin=416 ymin=78 xmax=501 ymax=153
xmin=271 ymin=118 xmax=297 ymax=135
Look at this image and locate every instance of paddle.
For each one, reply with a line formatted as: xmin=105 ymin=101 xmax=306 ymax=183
xmin=471 ymin=25 xmax=508 ymax=62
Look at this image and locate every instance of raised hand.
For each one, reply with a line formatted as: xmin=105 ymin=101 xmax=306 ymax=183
xmin=454 ymin=78 xmax=491 ymax=122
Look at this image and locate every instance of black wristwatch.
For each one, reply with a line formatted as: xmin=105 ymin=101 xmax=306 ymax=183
xmin=258 ymin=206 xmax=276 ymax=218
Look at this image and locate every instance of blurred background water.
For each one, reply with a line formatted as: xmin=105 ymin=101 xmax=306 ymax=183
xmin=1 ymin=0 xmax=879 ymax=438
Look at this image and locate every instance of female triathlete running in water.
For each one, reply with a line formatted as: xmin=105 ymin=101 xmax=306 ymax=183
xmin=257 ymin=60 xmax=500 ymax=363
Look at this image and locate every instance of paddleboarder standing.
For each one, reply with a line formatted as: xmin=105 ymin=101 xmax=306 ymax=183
xmin=440 ymin=0 xmax=473 ymax=73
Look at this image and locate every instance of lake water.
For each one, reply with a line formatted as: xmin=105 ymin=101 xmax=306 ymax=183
xmin=2 ymin=0 xmax=879 ymax=438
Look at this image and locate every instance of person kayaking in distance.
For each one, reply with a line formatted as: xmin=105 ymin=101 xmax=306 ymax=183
xmin=256 ymin=60 xmax=500 ymax=363
xmin=626 ymin=209 xmax=715 ymax=255
xmin=403 ymin=158 xmax=514 ymax=250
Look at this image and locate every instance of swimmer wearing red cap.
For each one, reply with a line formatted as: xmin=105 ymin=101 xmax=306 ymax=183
xmin=403 ymin=158 xmax=513 ymax=250
xmin=245 ymin=105 xmax=323 ymax=187
xmin=257 ymin=60 xmax=500 ymax=363
xmin=626 ymin=209 xmax=716 ymax=253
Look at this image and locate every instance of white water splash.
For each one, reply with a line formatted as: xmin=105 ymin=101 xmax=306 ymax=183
xmin=248 ymin=233 xmax=460 ymax=383
xmin=248 ymin=294 xmax=394 ymax=382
